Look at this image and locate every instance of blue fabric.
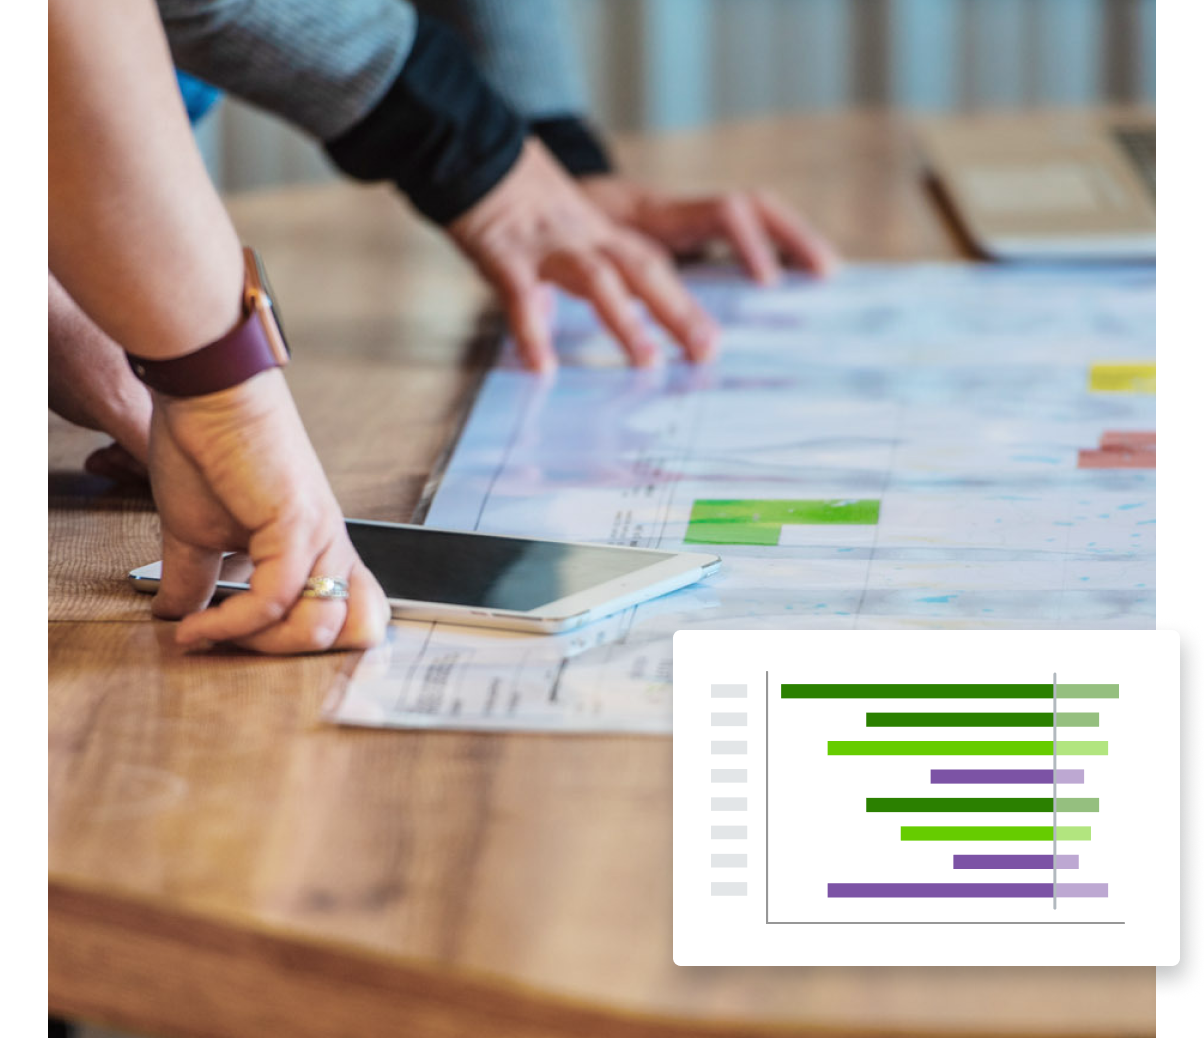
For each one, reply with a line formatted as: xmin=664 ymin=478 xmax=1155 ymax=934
xmin=176 ymin=70 xmax=222 ymax=123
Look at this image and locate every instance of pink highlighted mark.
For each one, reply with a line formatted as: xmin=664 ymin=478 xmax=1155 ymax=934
xmin=1078 ymin=430 xmax=1155 ymax=470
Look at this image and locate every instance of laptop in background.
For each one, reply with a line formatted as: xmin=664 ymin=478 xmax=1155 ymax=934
xmin=918 ymin=112 xmax=1155 ymax=261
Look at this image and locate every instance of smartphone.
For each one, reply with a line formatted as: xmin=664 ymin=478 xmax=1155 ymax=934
xmin=128 ymin=519 xmax=721 ymax=634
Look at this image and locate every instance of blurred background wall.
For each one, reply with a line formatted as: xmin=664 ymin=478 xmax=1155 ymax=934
xmin=196 ymin=0 xmax=1156 ymax=193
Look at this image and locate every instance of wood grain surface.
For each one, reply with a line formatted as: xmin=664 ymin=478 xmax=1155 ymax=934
xmin=49 ymin=112 xmax=1154 ymax=1037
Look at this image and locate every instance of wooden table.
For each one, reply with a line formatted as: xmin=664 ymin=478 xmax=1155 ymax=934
xmin=49 ymin=112 xmax=1154 ymax=1038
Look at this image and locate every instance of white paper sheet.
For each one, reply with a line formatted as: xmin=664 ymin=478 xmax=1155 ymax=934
xmin=329 ymin=264 xmax=1155 ymax=733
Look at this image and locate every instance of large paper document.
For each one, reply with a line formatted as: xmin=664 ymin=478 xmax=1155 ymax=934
xmin=328 ymin=265 xmax=1155 ymax=733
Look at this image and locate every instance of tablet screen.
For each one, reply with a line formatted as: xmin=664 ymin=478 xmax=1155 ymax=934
xmin=347 ymin=522 xmax=675 ymax=612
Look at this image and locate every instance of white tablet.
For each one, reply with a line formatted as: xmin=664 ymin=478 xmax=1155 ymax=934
xmin=128 ymin=519 xmax=721 ymax=634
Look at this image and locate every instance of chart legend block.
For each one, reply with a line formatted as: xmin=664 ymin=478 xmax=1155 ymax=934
xmin=673 ymin=630 xmax=1179 ymax=966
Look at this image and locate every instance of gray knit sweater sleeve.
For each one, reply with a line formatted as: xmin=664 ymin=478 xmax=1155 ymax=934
xmin=157 ymin=0 xmax=418 ymax=141
xmin=413 ymin=0 xmax=588 ymax=118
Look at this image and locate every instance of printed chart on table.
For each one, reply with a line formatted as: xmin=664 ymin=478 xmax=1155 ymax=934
xmin=673 ymin=629 xmax=1179 ymax=966
xmin=329 ymin=265 xmax=1155 ymax=733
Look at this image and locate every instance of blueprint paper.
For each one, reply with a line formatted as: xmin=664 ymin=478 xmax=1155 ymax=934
xmin=329 ymin=265 xmax=1155 ymax=733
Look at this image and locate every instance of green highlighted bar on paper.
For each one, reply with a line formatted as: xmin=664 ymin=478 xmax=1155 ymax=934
xmin=684 ymin=498 xmax=879 ymax=546
xmin=901 ymin=826 xmax=1092 ymax=841
xmin=865 ymin=712 xmax=1099 ymax=727
xmin=783 ymin=684 xmax=1119 ymax=699
xmin=828 ymin=741 xmax=1108 ymax=755
xmin=867 ymin=797 xmax=1098 ymax=812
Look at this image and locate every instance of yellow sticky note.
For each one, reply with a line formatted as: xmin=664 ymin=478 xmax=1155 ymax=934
xmin=1089 ymin=362 xmax=1155 ymax=394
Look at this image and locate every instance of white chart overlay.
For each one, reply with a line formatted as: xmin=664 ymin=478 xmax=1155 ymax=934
xmin=672 ymin=629 xmax=1179 ymax=965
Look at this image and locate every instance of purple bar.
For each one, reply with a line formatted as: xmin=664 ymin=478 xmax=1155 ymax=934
xmin=931 ymin=769 xmax=1085 ymax=784
xmin=953 ymin=855 xmax=1079 ymax=870
xmin=828 ymin=883 xmax=1107 ymax=898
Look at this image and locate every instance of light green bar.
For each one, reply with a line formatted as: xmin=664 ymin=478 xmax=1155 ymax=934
xmin=827 ymin=740 xmax=1108 ymax=755
xmin=1057 ymin=684 xmax=1119 ymax=699
xmin=901 ymin=826 xmax=1092 ymax=841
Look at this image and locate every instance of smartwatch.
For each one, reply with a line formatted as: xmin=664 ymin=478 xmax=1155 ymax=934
xmin=126 ymin=247 xmax=290 ymax=398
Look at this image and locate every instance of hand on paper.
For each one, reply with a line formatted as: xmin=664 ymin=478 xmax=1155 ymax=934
xmin=148 ymin=370 xmax=390 ymax=654
xmin=578 ymin=176 xmax=841 ymax=285
xmin=449 ymin=140 xmax=720 ymax=371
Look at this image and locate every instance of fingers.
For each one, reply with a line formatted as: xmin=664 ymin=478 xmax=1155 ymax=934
xmin=332 ymin=560 xmax=391 ymax=650
xmin=499 ymin=272 xmax=557 ymax=373
xmin=173 ymin=525 xmax=389 ymax=655
xmin=231 ymin=550 xmax=388 ymax=656
xmin=85 ymin=442 xmax=149 ymax=485
xmin=753 ymin=192 xmax=842 ymax=276
xmin=640 ymin=191 xmax=841 ymax=282
xmin=605 ymin=235 xmax=719 ymax=363
xmin=545 ymin=251 xmax=659 ymax=367
xmin=152 ymin=527 xmax=224 ymax=620
xmin=175 ymin=528 xmax=314 ymax=647
xmin=713 ymin=194 xmax=782 ymax=285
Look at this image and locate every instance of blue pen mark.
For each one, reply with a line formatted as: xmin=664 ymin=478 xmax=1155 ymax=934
xmin=1117 ymin=502 xmax=1143 ymax=511
xmin=919 ymin=594 xmax=957 ymax=603
xmin=1137 ymin=519 xmax=1156 ymax=526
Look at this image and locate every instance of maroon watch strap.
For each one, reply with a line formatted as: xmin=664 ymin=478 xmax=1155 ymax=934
xmin=126 ymin=249 xmax=290 ymax=398
xmin=126 ymin=308 xmax=286 ymax=398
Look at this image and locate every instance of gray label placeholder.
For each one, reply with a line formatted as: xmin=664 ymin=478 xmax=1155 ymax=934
xmin=711 ymin=854 xmax=748 ymax=867
xmin=711 ymin=712 xmax=748 ymax=726
xmin=711 ymin=684 xmax=748 ymax=698
xmin=711 ymin=797 xmax=748 ymax=811
xmin=711 ymin=825 xmax=748 ymax=839
xmin=711 ymin=882 xmax=748 ymax=896
xmin=711 ymin=741 xmax=747 ymax=754
xmin=711 ymin=769 xmax=748 ymax=783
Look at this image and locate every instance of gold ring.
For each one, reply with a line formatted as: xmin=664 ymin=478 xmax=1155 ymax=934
xmin=300 ymin=576 xmax=350 ymax=600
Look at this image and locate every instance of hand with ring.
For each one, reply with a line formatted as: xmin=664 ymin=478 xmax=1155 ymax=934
xmin=147 ymin=370 xmax=390 ymax=654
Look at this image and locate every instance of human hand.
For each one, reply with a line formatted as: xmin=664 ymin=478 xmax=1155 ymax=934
xmin=49 ymin=272 xmax=152 ymax=481
xmin=148 ymin=370 xmax=390 ymax=654
xmin=449 ymin=140 xmax=719 ymax=371
xmin=578 ymin=176 xmax=841 ymax=285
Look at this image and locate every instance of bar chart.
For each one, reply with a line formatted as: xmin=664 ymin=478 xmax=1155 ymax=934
xmin=673 ymin=630 xmax=1179 ymax=965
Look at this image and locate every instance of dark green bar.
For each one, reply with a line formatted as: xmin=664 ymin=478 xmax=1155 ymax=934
xmin=784 ymin=684 xmax=1055 ymax=699
xmin=828 ymin=741 xmax=1108 ymax=755
xmin=901 ymin=826 xmax=1092 ymax=841
xmin=865 ymin=712 xmax=1097 ymax=727
xmin=867 ymin=798 xmax=1099 ymax=813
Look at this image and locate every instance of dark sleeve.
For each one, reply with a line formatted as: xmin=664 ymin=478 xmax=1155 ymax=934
xmin=324 ymin=14 xmax=527 ymax=225
xmin=530 ymin=116 xmax=613 ymax=177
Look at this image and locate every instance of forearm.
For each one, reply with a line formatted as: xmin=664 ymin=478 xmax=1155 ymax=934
xmin=49 ymin=0 xmax=242 ymax=360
